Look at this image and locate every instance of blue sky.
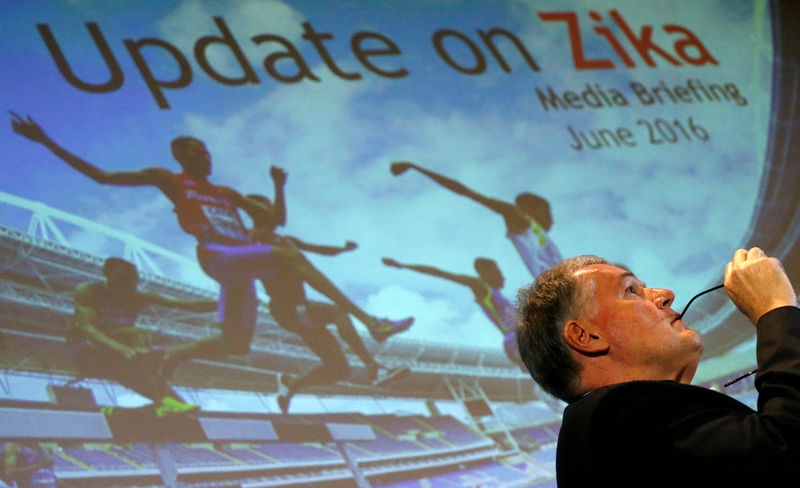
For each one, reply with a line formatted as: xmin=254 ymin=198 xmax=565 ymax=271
xmin=0 ymin=0 xmax=771 ymax=349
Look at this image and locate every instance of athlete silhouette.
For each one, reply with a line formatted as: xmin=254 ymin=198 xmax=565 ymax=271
xmin=382 ymin=256 xmax=523 ymax=369
xmin=383 ymin=256 xmax=565 ymax=412
xmin=71 ymin=257 xmax=215 ymax=416
xmin=246 ymin=190 xmax=410 ymax=413
xmin=391 ymin=161 xmax=562 ymax=279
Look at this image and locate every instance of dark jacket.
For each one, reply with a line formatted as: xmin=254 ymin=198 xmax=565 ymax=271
xmin=556 ymin=306 xmax=800 ymax=487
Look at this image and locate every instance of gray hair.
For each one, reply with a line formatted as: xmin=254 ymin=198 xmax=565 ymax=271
xmin=516 ymin=255 xmax=608 ymax=402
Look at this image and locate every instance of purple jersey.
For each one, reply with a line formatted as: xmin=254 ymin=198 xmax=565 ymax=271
xmin=507 ymin=216 xmax=562 ymax=279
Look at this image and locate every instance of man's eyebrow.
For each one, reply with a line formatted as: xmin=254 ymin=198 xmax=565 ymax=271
xmin=619 ymin=271 xmax=646 ymax=287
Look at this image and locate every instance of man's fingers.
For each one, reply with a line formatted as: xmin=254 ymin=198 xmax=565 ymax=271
xmin=724 ymin=246 xmax=796 ymax=323
xmin=731 ymin=247 xmax=765 ymax=266
xmin=729 ymin=247 xmax=768 ymax=273
xmin=732 ymin=248 xmax=748 ymax=266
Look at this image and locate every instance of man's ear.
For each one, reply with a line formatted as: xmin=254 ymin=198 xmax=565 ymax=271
xmin=563 ymin=320 xmax=609 ymax=355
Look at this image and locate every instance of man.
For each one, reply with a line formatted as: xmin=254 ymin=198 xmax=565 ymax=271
xmin=71 ymin=257 xmax=216 ymax=416
xmin=10 ymin=114 xmax=412 ymax=374
xmin=515 ymin=248 xmax=800 ymax=486
xmin=390 ymin=161 xmax=562 ymax=279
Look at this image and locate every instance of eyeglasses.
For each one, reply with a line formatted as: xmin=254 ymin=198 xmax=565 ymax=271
xmin=678 ymin=283 xmax=756 ymax=388
xmin=678 ymin=283 xmax=724 ymax=319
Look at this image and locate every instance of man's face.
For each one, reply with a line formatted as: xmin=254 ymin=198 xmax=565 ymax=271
xmin=179 ymin=140 xmax=211 ymax=178
xmin=575 ymin=264 xmax=703 ymax=383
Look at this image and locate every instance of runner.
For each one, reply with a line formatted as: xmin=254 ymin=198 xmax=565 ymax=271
xmin=382 ymin=256 xmax=524 ymax=369
xmin=246 ymin=193 xmax=410 ymax=413
xmin=383 ymin=255 xmax=565 ymax=411
xmin=267 ymin=236 xmax=410 ymax=413
xmin=390 ymin=161 xmax=562 ymax=279
xmin=71 ymin=257 xmax=215 ymax=417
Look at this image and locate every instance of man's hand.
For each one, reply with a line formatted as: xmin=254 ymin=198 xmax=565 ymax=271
xmin=344 ymin=241 xmax=358 ymax=251
xmin=724 ymin=247 xmax=797 ymax=324
xmin=10 ymin=111 xmax=49 ymax=144
xmin=382 ymin=257 xmax=401 ymax=268
xmin=270 ymin=166 xmax=288 ymax=186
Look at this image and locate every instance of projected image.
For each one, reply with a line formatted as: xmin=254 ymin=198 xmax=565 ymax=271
xmin=1 ymin=0 xmax=796 ymax=487
xmin=388 ymin=161 xmax=562 ymax=280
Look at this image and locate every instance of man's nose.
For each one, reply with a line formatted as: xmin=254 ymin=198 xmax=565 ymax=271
xmin=647 ymin=288 xmax=675 ymax=309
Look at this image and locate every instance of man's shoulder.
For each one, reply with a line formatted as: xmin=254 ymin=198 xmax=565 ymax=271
xmin=563 ymin=380 xmax=747 ymax=427
xmin=581 ymin=380 xmax=736 ymax=403
xmin=74 ymin=281 xmax=105 ymax=301
xmin=584 ymin=379 xmax=708 ymax=400
xmin=558 ymin=381 xmax=749 ymax=464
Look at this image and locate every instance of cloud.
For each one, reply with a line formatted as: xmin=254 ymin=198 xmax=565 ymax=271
xmin=364 ymin=284 xmax=502 ymax=347
xmin=156 ymin=0 xmax=307 ymax=75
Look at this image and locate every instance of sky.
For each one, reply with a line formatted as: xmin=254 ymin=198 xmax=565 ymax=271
xmin=0 ymin=0 xmax=773 ymax=352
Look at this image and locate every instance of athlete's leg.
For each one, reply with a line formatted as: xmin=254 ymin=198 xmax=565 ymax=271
xmin=287 ymin=326 xmax=350 ymax=389
xmin=306 ymin=301 xmax=379 ymax=375
xmin=73 ymin=341 xmax=186 ymax=408
xmin=306 ymin=301 xmax=411 ymax=386
xmin=271 ymin=300 xmax=350 ymax=385
xmin=163 ymin=243 xmax=266 ymax=374
xmin=104 ymin=328 xmax=188 ymax=402
xmin=162 ymin=280 xmax=257 ymax=374
xmin=251 ymin=245 xmax=412 ymax=342
xmin=270 ymin=300 xmax=349 ymax=413
xmin=290 ymin=255 xmax=414 ymax=342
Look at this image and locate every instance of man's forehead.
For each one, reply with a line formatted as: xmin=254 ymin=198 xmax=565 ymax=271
xmin=573 ymin=264 xmax=638 ymax=283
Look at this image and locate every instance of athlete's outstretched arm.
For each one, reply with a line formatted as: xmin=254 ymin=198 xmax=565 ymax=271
xmin=390 ymin=161 xmax=517 ymax=218
xmin=282 ymin=235 xmax=358 ymax=256
xmin=11 ymin=112 xmax=173 ymax=189
xmin=382 ymin=257 xmax=476 ymax=288
xmin=141 ymin=291 xmax=218 ymax=314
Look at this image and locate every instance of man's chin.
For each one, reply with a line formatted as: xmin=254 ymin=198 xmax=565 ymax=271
xmin=691 ymin=330 xmax=704 ymax=354
xmin=681 ymin=328 xmax=704 ymax=351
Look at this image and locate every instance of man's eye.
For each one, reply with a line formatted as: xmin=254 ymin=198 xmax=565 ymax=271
xmin=627 ymin=286 xmax=637 ymax=294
